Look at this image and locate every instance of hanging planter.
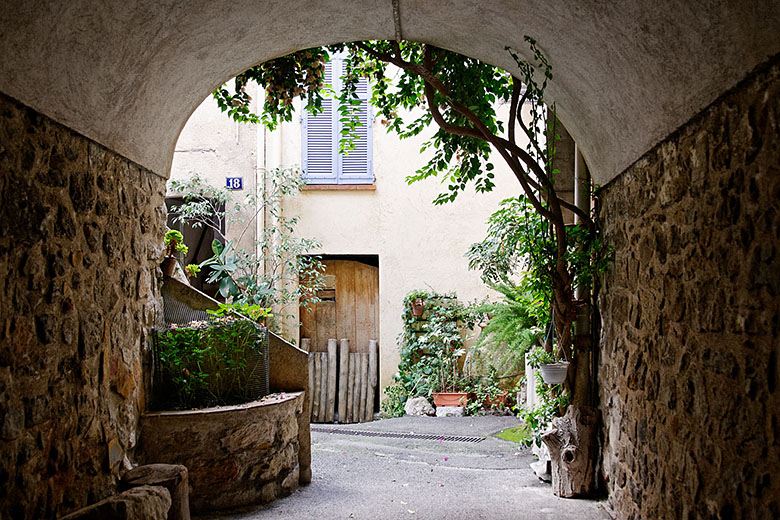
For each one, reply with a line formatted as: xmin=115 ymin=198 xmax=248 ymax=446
xmin=410 ymin=298 xmax=426 ymax=317
xmin=539 ymin=362 xmax=570 ymax=385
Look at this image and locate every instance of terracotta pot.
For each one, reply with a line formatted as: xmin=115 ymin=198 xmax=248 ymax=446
xmin=433 ymin=392 xmax=471 ymax=407
xmin=539 ymin=362 xmax=570 ymax=384
xmin=483 ymin=390 xmax=509 ymax=408
xmin=161 ymin=257 xmax=178 ymax=277
xmin=410 ymin=298 xmax=426 ymax=317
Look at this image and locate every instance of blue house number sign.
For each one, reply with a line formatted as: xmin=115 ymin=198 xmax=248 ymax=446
xmin=226 ymin=177 xmax=243 ymax=190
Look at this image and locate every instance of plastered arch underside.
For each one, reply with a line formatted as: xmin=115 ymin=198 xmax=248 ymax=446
xmin=1 ymin=0 xmax=778 ymax=185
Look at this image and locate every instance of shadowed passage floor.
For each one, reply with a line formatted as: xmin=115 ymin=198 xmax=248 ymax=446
xmin=197 ymin=415 xmax=609 ymax=520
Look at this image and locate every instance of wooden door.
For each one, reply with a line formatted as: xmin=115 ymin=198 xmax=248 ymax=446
xmin=300 ymin=259 xmax=379 ymax=353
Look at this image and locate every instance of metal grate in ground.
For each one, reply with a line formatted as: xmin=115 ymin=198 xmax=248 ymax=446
xmin=311 ymin=426 xmax=484 ymax=443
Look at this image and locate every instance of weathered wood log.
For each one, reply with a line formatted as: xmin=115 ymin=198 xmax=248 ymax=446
xmin=308 ymin=354 xmax=315 ymax=420
xmin=326 ymin=339 xmax=337 ymax=423
xmin=312 ymin=354 xmax=320 ymax=421
xmin=358 ymin=353 xmax=368 ymax=422
xmin=338 ymin=339 xmax=349 ymax=423
xmin=352 ymin=353 xmax=361 ymax=422
xmin=301 ymin=337 xmax=312 ymax=352
xmin=318 ymin=353 xmax=328 ymax=423
xmin=541 ymin=405 xmax=599 ymax=497
xmin=365 ymin=340 xmax=378 ymax=421
xmin=345 ymin=354 xmax=354 ymax=423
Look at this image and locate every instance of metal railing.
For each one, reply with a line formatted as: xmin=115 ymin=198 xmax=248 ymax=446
xmin=149 ymin=279 xmax=270 ymax=410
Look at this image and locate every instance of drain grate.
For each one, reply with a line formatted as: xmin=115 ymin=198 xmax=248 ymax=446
xmin=311 ymin=427 xmax=484 ymax=443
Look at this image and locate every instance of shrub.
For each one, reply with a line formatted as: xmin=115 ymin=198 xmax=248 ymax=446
xmin=154 ymin=316 xmax=267 ymax=410
xmin=393 ymin=290 xmax=480 ymax=405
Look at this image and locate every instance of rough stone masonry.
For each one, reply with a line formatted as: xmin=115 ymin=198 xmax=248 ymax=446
xmin=598 ymin=55 xmax=780 ymax=518
xmin=0 ymin=93 xmax=167 ymax=518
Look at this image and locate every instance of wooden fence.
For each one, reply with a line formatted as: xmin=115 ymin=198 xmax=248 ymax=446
xmin=304 ymin=338 xmax=377 ymax=423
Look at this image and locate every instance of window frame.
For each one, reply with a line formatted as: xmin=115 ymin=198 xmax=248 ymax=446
xmin=301 ymin=56 xmax=374 ymax=186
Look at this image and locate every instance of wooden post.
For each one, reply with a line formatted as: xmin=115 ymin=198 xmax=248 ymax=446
xmin=318 ymin=352 xmax=328 ymax=423
xmin=352 ymin=354 xmax=363 ymax=422
xmin=357 ymin=354 xmax=367 ymax=422
xmin=365 ymin=340 xmax=378 ymax=422
xmin=541 ymin=405 xmax=599 ymax=497
xmin=345 ymin=353 xmax=354 ymax=423
xmin=349 ymin=353 xmax=360 ymax=423
xmin=301 ymin=338 xmax=312 ymax=352
xmin=308 ymin=354 xmax=315 ymax=420
xmin=338 ymin=339 xmax=349 ymax=423
xmin=312 ymin=354 xmax=320 ymax=422
xmin=326 ymin=339 xmax=337 ymax=423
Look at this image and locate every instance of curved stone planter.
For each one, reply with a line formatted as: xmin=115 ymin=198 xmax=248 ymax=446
xmin=138 ymin=392 xmax=304 ymax=513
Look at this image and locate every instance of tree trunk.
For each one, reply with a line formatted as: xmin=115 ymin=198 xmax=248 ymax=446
xmin=541 ymin=405 xmax=599 ymax=497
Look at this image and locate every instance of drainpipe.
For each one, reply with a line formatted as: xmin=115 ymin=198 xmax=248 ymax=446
xmin=256 ymin=83 xmax=267 ymax=284
xmin=258 ymin=124 xmax=266 ymax=281
xmin=572 ymin=143 xmax=591 ymax=407
xmin=263 ymin=108 xmax=287 ymax=325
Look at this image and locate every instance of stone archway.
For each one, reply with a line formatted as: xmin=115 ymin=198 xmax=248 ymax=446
xmin=1 ymin=1 xmax=777 ymax=184
xmin=1 ymin=2 xmax=779 ymax=518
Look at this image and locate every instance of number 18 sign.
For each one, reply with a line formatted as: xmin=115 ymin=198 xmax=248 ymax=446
xmin=225 ymin=177 xmax=243 ymax=190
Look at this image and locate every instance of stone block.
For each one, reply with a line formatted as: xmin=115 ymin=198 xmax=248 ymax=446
xmin=59 ymin=485 xmax=171 ymax=520
xmin=404 ymin=396 xmax=435 ymax=416
xmin=139 ymin=392 xmax=304 ymax=513
xmin=435 ymin=406 xmax=464 ymax=417
xmin=0 ymin=93 xmax=168 ymax=518
xmin=122 ymin=464 xmax=190 ymax=520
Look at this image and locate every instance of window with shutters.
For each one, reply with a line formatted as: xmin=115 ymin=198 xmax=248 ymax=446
xmin=302 ymin=56 xmax=373 ymax=185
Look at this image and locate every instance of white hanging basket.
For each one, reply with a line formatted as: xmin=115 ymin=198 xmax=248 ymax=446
xmin=539 ymin=362 xmax=570 ymax=384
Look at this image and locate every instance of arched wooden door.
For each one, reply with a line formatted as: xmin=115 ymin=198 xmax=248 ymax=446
xmin=300 ymin=258 xmax=378 ymax=354
xmin=301 ymin=258 xmax=379 ymax=423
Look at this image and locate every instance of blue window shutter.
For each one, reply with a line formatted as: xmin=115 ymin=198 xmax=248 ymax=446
xmin=338 ymin=76 xmax=373 ymax=184
xmin=302 ymin=63 xmax=337 ymax=184
xmin=302 ymin=56 xmax=373 ymax=185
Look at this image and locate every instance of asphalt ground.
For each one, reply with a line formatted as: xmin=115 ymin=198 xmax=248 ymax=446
xmin=197 ymin=415 xmax=609 ymax=520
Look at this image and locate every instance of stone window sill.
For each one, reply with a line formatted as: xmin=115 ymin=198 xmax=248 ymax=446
xmin=302 ymin=184 xmax=376 ymax=191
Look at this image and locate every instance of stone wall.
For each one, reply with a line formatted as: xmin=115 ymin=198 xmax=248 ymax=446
xmin=138 ymin=393 xmax=304 ymax=512
xmin=598 ymin=57 xmax=780 ymax=518
xmin=0 ymin=93 xmax=166 ymax=518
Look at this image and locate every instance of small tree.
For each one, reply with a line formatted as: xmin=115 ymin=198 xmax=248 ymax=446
xmin=214 ymin=39 xmax=603 ymax=400
xmin=214 ymin=39 xmax=613 ymax=495
xmin=168 ymin=167 xmax=326 ymax=329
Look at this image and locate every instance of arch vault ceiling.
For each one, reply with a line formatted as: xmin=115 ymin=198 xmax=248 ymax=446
xmin=1 ymin=0 xmax=778 ymax=185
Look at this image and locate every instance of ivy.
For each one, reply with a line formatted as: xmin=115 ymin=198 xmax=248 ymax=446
xmin=389 ymin=290 xmax=480 ymax=411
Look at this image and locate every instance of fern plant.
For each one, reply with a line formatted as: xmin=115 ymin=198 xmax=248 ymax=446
xmin=474 ymin=282 xmax=543 ymax=377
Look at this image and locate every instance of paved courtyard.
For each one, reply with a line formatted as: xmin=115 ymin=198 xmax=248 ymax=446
xmin=198 ymin=415 xmax=609 ymax=520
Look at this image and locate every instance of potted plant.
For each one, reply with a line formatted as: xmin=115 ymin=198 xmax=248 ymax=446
xmin=162 ymin=230 xmax=188 ymax=277
xmin=528 ymin=347 xmax=569 ymax=385
xmin=185 ymin=263 xmax=201 ymax=280
xmin=406 ymin=289 xmax=429 ymax=317
xmin=393 ymin=291 xmax=478 ymax=408
xmin=465 ymin=369 xmax=509 ymax=414
xmin=430 ymin=326 xmax=471 ymax=407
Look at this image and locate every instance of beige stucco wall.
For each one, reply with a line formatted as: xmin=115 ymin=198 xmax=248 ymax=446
xmin=170 ymin=85 xmax=523 ymax=393
xmin=169 ymin=90 xmax=260 ymax=256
